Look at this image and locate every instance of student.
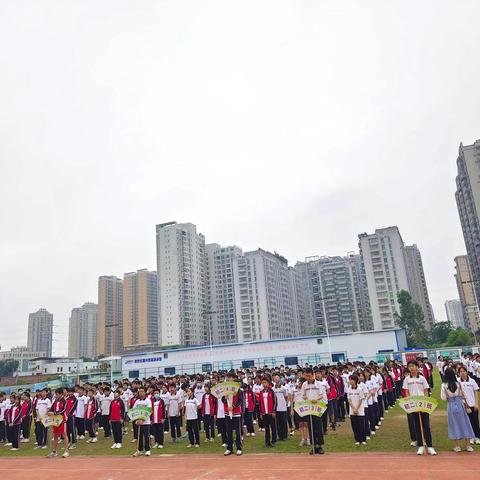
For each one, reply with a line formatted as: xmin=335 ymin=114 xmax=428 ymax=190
xmin=252 ymin=376 xmax=264 ymax=431
xmin=47 ymin=388 xmax=69 ymax=458
xmin=34 ymin=389 xmax=51 ymax=449
xmin=129 ymin=389 xmax=139 ymax=443
xmin=109 ymin=390 xmax=125 ymax=449
xmin=272 ymin=374 xmax=288 ymax=441
xmin=201 ymin=385 xmax=216 ymax=442
xmin=0 ymin=392 xmax=7 ymax=443
xmin=85 ymin=389 xmax=98 ymax=443
xmin=458 ymin=365 xmax=480 ymax=444
xmin=99 ymin=386 xmax=113 ymax=439
xmin=166 ymin=384 xmax=182 ymax=442
xmin=347 ymin=374 xmax=366 ymax=445
xmin=184 ymin=388 xmax=200 ymax=448
xmin=223 ymin=370 xmax=243 ymax=456
xmin=403 ymin=361 xmax=437 ymax=455
xmin=65 ymin=388 xmax=78 ymax=449
xmin=151 ymin=388 xmax=166 ymax=449
xmin=74 ymin=386 xmax=87 ymax=439
xmin=300 ymin=367 xmax=326 ymax=455
xmin=291 ymin=380 xmax=309 ymax=447
xmin=242 ymin=384 xmax=255 ymax=437
xmin=132 ymin=387 xmax=152 ymax=457
xmin=19 ymin=392 xmax=32 ymax=443
xmin=7 ymin=395 xmax=23 ymax=451
xmin=215 ymin=389 xmax=227 ymax=447
xmin=314 ymin=369 xmax=330 ymax=434
xmin=441 ymin=366 xmax=475 ymax=452
xmin=260 ymin=376 xmax=277 ymax=448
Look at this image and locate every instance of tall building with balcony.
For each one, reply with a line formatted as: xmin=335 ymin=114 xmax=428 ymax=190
xmin=27 ymin=308 xmax=53 ymax=357
xmin=156 ymin=222 xmax=207 ymax=346
xmin=206 ymin=244 xmax=242 ymax=345
xmin=68 ymin=302 xmax=98 ymax=358
xmin=455 ymin=140 xmax=480 ymax=314
xmin=444 ymin=299 xmax=465 ymax=329
xmin=296 ymin=256 xmax=361 ymax=336
xmin=123 ymin=269 xmax=158 ymax=350
xmin=405 ymin=244 xmax=435 ymax=330
xmin=454 ymin=255 xmax=480 ymax=334
xmin=233 ymin=249 xmax=298 ymax=342
xmin=97 ymin=276 xmax=123 ymax=356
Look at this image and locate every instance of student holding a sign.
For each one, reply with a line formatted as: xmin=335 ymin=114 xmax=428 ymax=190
xmin=458 ymin=365 xmax=480 ymax=444
xmin=132 ymin=387 xmax=152 ymax=457
xmin=259 ymin=376 xmax=277 ymax=448
xmin=402 ymin=361 xmax=437 ymax=456
xmin=291 ymin=379 xmax=309 ymax=446
xmin=222 ymin=371 xmax=244 ymax=456
xmin=441 ymin=367 xmax=475 ymax=452
xmin=300 ymin=367 xmax=326 ymax=454
xmin=47 ymin=388 xmax=70 ymax=458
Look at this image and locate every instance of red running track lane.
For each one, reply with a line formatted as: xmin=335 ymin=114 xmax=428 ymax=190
xmin=1 ymin=453 xmax=479 ymax=480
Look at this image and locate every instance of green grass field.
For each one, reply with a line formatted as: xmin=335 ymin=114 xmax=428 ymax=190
xmin=0 ymin=371 xmax=475 ymax=456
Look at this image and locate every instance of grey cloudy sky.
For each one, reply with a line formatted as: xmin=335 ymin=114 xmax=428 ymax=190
xmin=1 ymin=0 xmax=479 ymax=355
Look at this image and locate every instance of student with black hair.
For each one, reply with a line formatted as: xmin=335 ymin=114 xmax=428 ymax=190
xmin=223 ymin=370 xmax=243 ymax=456
xmin=260 ymin=376 xmax=277 ymax=448
xmin=7 ymin=394 xmax=23 ymax=451
xmin=151 ymin=388 xmax=166 ymax=449
xmin=0 ymin=392 xmax=7 ymax=443
xmin=458 ymin=365 xmax=480 ymax=444
xmin=19 ymin=392 xmax=32 ymax=444
xmin=132 ymin=387 xmax=152 ymax=457
xmin=47 ymin=388 xmax=69 ymax=458
xmin=109 ymin=389 xmax=125 ymax=449
xmin=347 ymin=374 xmax=366 ymax=445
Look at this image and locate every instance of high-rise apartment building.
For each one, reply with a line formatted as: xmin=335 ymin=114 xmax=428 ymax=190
xmin=296 ymin=256 xmax=361 ymax=336
xmin=444 ymin=299 xmax=465 ymax=329
xmin=156 ymin=222 xmax=207 ymax=346
xmin=405 ymin=244 xmax=435 ymax=330
xmin=358 ymin=227 xmax=411 ymax=331
xmin=233 ymin=249 xmax=299 ymax=342
xmin=123 ymin=269 xmax=158 ymax=349
xmin=455 ymin=140 xmax=480 ymax=312
xmin=68 ymin=302 xmax=98 ymax=358
xmin=97 ymin=276 xmax=123 ymax=356
xmin=288 ymin=266 xmax=308 ymax=337
xmin=27 ymin=308 xmax=53 ymax=357
xmin=205 ymin=244 xmax=242 ymax=345
xmin=454 ymin=255 xmax=480 ymax=334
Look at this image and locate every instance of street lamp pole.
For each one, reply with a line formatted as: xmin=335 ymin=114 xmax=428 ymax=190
xmin=202 ymin=310 xmax=217 ymax=371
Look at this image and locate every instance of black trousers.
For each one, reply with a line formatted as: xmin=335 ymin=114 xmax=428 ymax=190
xmin=407 ymin=413 xmax=417 ymax=442
xmin=21 ymin=416 xmax=31 ymax=439
xmin=151 ymin=423 xmax=164 ymax=445
xmin=467 ymin=409 xmax=480 ymax=438
xmin=187 ymin=419 xmax=200 ymax=445
xmin=75 ymin=417 xmax=85 ymax=436
xmin=133 ymin=422 xmax=138 ymax=440
xmin=413 ymin=412 xmax=432 ymax=447
xmin=255 ymin=403 xmax=264 ymax=428
xmin=85 ymin=418 xmax=96 ymax=438
xmin=243 ymin=411 xmax=254 ymax=434
xmin=262 ymin=414 xmax=277 ymax=446
xmin=276 ymin=411 xmax=288 ymax=440
xmin=216 ymin=417 xmax=227 ymax=444
xmin=67 ymin=416 xmax=76 ymax=444
xmin=322 ymin=407 xmax=328 ymax=432
xmin=163 ymin=416 xmax=169 ymax=433
xmin=111 ymin=421 xmax=122 ymax=444
xmin=203 ymin=414 xmax=215 ymax=439
xmin=11 ymin=424 xmax=20 ymax=448
xmin=138 ymin=424 xmax=150 ymax=452
xmin=377 ymin=395 xmax=384 ymax=419
xmin=0 ymin=421 xmax=6 ymax=442
xmin=169 ymin=416 xmax=181 ymax=439
xmin=225 ymin=416 xmax=242 ymax=451
xmin=101 ymin=415 xmax=111 ymax=437
xmin=6 ymin=423 xmax=13 ymax=443
xmin=350 ymin=415 xmax=366 ymax=442
xmin=306 ymin=415 xmax=324 ymax=447
xmin=337 ymin=396 xmax=346 ymax=420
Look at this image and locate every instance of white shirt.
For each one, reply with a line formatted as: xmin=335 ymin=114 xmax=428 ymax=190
xmin=358 ymin=382 xmax=369 ymax=407
xmin=403 ymin=375 xmax=429 ymax=397
xmin=184 ymin=398 xmax=200 ymax=420
xmin=75 ymin=395 xmax=87 ymax=418
xmin=216 ymin=398 xmax=225 ymax=419
xmin=166 ymin=392 xmax=182 ymax=417
xmin=194 ymin=386 xmax=205 ymax=403
xmin=100 ymin=392 xmax=114 ymax=415
xmin=299 ymin=380 xmax=328 ymax=403
xmin=273 ymin=385 xmax=288 ymax=412
xmin=134 ymin=397 xmax=152 ymax=425
xmin=0 ymin=400 xmax=7 ymax=421
xmin=347 ymin=386 xmax=365 ymax=416
xmin=459 ymin=378 xmax=479 ymax=407
xmin=203 ymin=393 xmax=212 ymax=415
xmin=35 ymin=398 xmax=52 ymax=418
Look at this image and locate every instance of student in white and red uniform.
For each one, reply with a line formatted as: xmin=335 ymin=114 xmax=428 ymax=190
xmin=132 ymin=387 xmax=152 ymax=457
xmin=65 ymin=388 xmax=78 ymax=449
xmin=109 ymin=390 xmax=125 ymax=448
xmin=0 ymin=392 xmax=8 ymax=443
xmin=260 ymin=376 xmax=277 ymax=448
xmin=34 ymin=389 xmax=51 ymax=449
xmin=47 ymin=388 xmax=69 ymax=458
xmin=347 ymin=374 xmax=366 ymax=445
xmin=7 ymin=395 xmax=23 ymax=451
xmin=215 ymin=389 xmax=227 ymax=447
xmin=252 ymin=376 xmax=264 ymax=431
xmin=151 ymin=388 xmax=166 ymax=448
xmin=85 ymin=389 xmax=98 ymax=443
xmin=458 ymin=365 xmax=480 ymax=443
xmin=201 ymin=385 xmax=216 ymax=441
xmin=242 ymin=384 xmax=255 ymax=437
xmin=223 ymin=371 xmax=243 ymax=456
xmin=19 ymin=392 xmax=32 ymax=443
xmin=272 ymin=374 xmax=289 ymax=441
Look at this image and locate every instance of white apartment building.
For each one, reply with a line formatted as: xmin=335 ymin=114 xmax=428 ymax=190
xmin=0 ymin=346 xmax=47 ymax=373
xmin=445 ymin=299 xmax=465 ymax=328
xmin=233 ymin=249 xmax=299 ymax=342
xmin=27 ymin=308 xmax=53 ymax=357
xmin=358 ymin=227 xmax=411 ymax=331
xmin=156 ymin=222 xmax=207 ymax=346
xmin=68 ymin=302 xmax=98 ymax=359
xmin=206 ymin=244 xmax=242 ymax=345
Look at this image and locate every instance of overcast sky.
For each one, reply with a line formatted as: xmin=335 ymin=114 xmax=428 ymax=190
xmin=1 ymin=1 xmax=479 ymax=355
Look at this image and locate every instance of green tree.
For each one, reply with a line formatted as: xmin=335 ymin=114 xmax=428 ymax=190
xmin=0 ymin=359 xmax=19 ymax=377
xmin=446 ymin=328 xmax=472 ymax=347
xmin=429 ymin=321 xmax=453 ymax=345
xmin=394 ymin=290 xmax=428 ymax=347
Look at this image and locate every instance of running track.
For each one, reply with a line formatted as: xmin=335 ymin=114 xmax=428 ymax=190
xmin=1 ymin=453 xmax=479 ymax=480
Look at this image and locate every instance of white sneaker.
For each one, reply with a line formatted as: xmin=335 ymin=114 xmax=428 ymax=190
xmin=453 ymin=446 xmax=461 ymax=452
xmin=111 ymin=444 xmax=117 ymax=449
xmin=466 ymin=445 xmax=474 ymax=452
xmin=132 ymin=451 xmax=141 ymax=457
xmin=91 ymin=438 xmax=98 ymax=443
xmin=157 ymin=445 xmax=163 ymax=449
xmin=427 ymin=447 xmax=437 ymax=456
xmin=187 ymin=444 xmax=193 ymax=448
xmin=145 ymin=451 xmax=151 ymax=456
xmin=131 ymin=438 xmax=137 ymax=443
xmin=416 ymin=447 xmax=424 ymax=455
xmin=475 ymin=438 xmax=480 ymax=445
xmin=21 ymin=439 xmax=30 ymax=443
xmin=4 ymin=443 xmax=12 ymax=447
xmin=10 ymin=448 xmax=19 ymax=451
xmin=410 ymin=441 xmax=417 ymax=447
xmin=41 ymin=445 xmax=48 ymax=449
xmin=62 ymin=451 xmax=70 ymax=458
xmin=299 ymin=439 xmax=305 ymax=447
xmin=78 ymin=435 xmax=85 ymax=440
xmin=152 ymin=443 xmax=158 ymax=448
xmin=355 ymin=442 xmax=360 ymax=446
xmin=361 ymin=442 xmax=367 ymax=445
xmin=251 ymin=433 xmax=255 ymax=437
xmin=204 ymin=438 xmax=210 ymax=442
xmin=195 ymin=444 xmax=200 ymax=448
xmin=224 ymin=450 xmax=232 ymax=456
xmin=116 ymin=444 xmax=122 ymax=449
xmin=236 ymin=450 xmax=242 ymax=455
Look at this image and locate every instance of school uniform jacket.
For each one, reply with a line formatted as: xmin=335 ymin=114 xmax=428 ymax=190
xmin=85 ymin=397 xmax=98 ymax=420
xmin=20 ymin=399 xmax=33 ymax=419
xmin=151 ymin=398 xmax=166 ymax=423
xmin=109 ymin=398 xmax=126 ymax=422
xmin=201 ymin=394 xmax=217 ymax=416
xmin=8 ymin=404 xmax=23 ymax=426
xmin=66 ymin=396 xmax=78 ymax=419
xmin=243 ymin=391 xmax=255 ymax=413
xmin=50 ymin=397 xmax=68 ymax=423
xmin=222 ymin=389 xmax=244 ymax=416
xmin=259 ymin=388 xmax=277 ymax=415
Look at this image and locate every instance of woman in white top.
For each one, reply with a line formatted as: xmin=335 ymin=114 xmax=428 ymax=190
xmin=291 ymin=380 xmax=309 ymax=447
xmin=458 ymin=366 xmax=480 ymax=444
xmin=183 ymin=388 xmax=200 ymax=448
xmin=347 ymin=374 xmax=367 ymax=445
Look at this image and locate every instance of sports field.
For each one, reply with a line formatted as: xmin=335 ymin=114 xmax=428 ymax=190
xmin=0 ymin=371 xmax=478 ymax=457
